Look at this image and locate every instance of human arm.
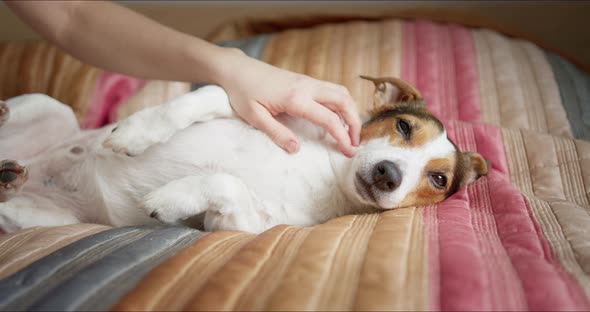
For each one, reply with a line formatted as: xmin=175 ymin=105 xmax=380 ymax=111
xmin=5 ymin=1 xmax=360 ymax=156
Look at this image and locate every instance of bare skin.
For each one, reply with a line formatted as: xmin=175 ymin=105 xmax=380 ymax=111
xmin=5 ymin=0 xmax=361 ymax=156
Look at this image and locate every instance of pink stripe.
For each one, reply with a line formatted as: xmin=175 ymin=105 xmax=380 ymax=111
xmin=435 ymin=121 xmax=589 ymax=310
xmin=402 ymin=19 xmax=588 ymax=310
xmin=450 ymin=25 xmax=482 ymax=122
xmin=83 ymin=73 xmax=145 ymax=129
xmin=435 ymin=121 xmax=512 ymax=310
xmin=401 ymin=20 xmax=481 ymax=123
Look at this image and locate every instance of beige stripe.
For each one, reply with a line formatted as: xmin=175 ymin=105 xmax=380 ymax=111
xmin=272 ymin=29 xmax=298 ymax=73
xmin=113 ymin=231 xmax=254 ymax=311
xmin=502 ymin=129 xmax=534 ymax=194
xmin=233 ymin=227 xmax=312 ymax=310
xmin=521 ymin=42 xmax=572 ymax=138
xmin=39 ymin=43 xmax=56 ymax=93
xmin=0 ymin=43 xmax=25 ymax=99
xmin=475 ymin=29 xmax=570 ymax=137
xmin=315 ymin=214 xmax=379 ymax=310
xmin=553 ymin=136 xmax=590 ymax=206
xmin=304 ymin=24 xmax=330 ymax=80
xmin=260 ymin=19 xmax=402 ymax=117
xmin=324 ymin=23 xmax=345 ymax=87
xmin=264 ymin=216 xmax=358 ymax=310
xmin=186 ymin=225 xmax=293 ymax=311
xmin=522 ymin=131 xmax=567 ymax=201
xmin=503 ymin=128 xmax=590 ymax=296
xmin=262 ymin=34 xmax=276 ymax=69
xmin=481 ymin=30 xmax=531 ymax=131
xmin=528 ymin=197 xmax=590 ymax=298
xmin=0 ymin=42 xmax=105 ymax=124
xmin=291 ymin=29 xmax=310 ymax=75
xmin=379 ymin=20 xmax=402 ymax=79
xmin=0 ymin=224 xmax=110 ymax=279
xmin=473 ymin=30 xmax=501 ymax=126
xmin=574 ymin=140 xmax=590 ymax=204
xmin=511 ymin=40 xmax=549 ymax=133
xmin=354 ymin=208 xmax=429 ymax=311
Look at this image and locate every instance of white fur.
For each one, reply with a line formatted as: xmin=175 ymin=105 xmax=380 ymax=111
xmin=343 ymin=132 xmax=455 ymax=208
xmin=0 ymin=86 xmax=453 ymax=234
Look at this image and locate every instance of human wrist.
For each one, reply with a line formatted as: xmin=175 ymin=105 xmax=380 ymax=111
xmin=188 ymin=43 xmax=246 ymax=87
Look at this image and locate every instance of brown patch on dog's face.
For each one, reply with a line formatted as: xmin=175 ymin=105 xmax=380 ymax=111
xmin=347 ymin=76 xmax=491 ymax=210
xmin=398 ymin=156 xmax=457 ymax=207
xmin=361 ymin=113 xmax=444 ymax=148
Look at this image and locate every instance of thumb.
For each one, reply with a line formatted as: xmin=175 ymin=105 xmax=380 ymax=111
xmin=246 ymin=106 xmax=300 ymax=154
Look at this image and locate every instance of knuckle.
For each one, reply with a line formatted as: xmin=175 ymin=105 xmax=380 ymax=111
xmin=324 ymin=114 xmax=343 ymax=131
xmin=336 ymin=84 xmax=350 ymax=95
xmin=227 ymin=47 xmax=246 ymax=56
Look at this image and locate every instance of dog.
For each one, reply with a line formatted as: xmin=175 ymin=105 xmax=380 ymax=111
xmin=0 ymin=77 xmax=489 ymax=234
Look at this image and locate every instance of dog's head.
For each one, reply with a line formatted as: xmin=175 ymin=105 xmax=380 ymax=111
xmin=341 ymin=76 xmax=490 ymax=209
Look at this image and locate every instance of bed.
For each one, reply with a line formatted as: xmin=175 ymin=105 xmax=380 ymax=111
xmin=1 ymin=16 xmax=589 ymax=311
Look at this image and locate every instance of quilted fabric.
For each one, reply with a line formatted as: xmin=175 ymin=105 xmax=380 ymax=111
xmin=0 ymin=42 xmax=189 ymax=128
xmin=0 ymin=17 xmax=589 ymax=311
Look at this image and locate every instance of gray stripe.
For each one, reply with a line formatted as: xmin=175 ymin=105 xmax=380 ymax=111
xmin=545 ymin=52 xmax=590 ymax=140
xmin=29 ymin=226 xmax=202 ymax=311
xmin=0 ymin=225 xmax=161 ymax=310
xmin=191 ymin=34 xmax=272 ymax=91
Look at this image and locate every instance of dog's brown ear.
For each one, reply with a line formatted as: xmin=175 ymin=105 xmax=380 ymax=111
xmin=460 ymin=152 xmax=491 ymax=186
xmin=360 ymin=75 xmax=425 ymax=115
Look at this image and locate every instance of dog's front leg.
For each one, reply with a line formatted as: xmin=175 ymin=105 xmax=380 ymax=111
xmin=104 ymin=85 xmax=236 ymax=156
xmin=142 ymin=173 xmax=267 ymax=233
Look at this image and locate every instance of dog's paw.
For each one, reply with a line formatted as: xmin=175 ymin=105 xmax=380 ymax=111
xmin=103 ymin=107 xmax=177 ymax=156
xmin=141 ymin=186 xmax=206 ymax=224
xmin=0 ymin=160 xmax=28 ymax=198
xmin=0 ymin=209 xmax=20 ymax=234
xmin=0 ymin=101 xmax=9 ymax=128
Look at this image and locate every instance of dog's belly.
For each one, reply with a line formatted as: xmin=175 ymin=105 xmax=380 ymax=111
xmin=97 ymin=119 xmax=342 ymax=226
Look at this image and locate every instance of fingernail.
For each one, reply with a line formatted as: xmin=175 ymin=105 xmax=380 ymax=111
xmin=346 ymin=146 xmax=357 ymax=158
xmin=285 ymin=140 xmax=299 ymax=153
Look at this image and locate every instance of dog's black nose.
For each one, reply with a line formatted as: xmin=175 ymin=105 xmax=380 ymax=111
xmin=372 ymin=160 xmax=402 ymax=192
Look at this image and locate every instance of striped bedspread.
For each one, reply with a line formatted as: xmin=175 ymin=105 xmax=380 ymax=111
xmin=1 ymin=18 xmax=590 ymax=311
xmin=0 ymin=42 xmax=190 ymax=128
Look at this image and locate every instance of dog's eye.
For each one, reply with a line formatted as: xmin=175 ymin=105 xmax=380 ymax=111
xmin=430 ymin=174 xmax=447 ymax=189
xmin=377 ymin=82 xmax=386 ymax=92
xmin=397 ymin=119 xmax=411 ymax=138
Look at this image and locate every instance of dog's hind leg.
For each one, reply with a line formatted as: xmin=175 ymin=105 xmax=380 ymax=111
xmin=142 ymin=173 xmax=267 ymax=233
xmin=0 ymin=195 xmax=80 ymax=233
xmin=0 ymin=94 xmax=80 ymax=160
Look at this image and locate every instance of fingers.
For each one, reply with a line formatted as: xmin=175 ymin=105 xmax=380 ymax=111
xmin=294 ymin=102 xmax=355 ymax=157
xmin=313 ymin=84 xmax=361 ymax=147
xmin=245 ymin=104 xmax=300 ymax=154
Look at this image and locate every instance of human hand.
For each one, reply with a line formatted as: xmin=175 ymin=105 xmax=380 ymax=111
xmin=215 ymin=49 xmax=361 ymax=157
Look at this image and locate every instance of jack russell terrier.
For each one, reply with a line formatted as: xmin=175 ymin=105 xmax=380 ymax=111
xmin=0 ymin=77 xmax=489 ymax=234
